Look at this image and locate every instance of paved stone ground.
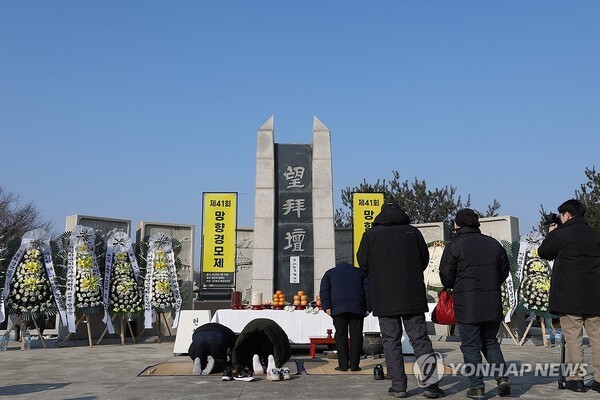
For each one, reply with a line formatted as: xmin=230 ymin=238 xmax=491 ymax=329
xmin=0 ymin=336 xmax=598 ymax=399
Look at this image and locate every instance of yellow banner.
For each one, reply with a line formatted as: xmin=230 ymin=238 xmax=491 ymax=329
xmin=352 ymin=193 xmax=384 ymax=266
xmin=202 ymin=193 xmax=237 ymax=273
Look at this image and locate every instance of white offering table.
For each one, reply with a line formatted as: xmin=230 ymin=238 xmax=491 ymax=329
xmin=211 ymin=308 xmax=416 ymax=353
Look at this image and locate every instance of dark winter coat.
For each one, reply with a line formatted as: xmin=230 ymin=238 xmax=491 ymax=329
xmin=439 ymin=227 xmax=510 ymax=324
xmin=188 ymin=322 xmax=237 ymax=365
xmin=538 ymin=217 xmax=600 ymax=316
xmin=231 ymin=318 xmax=292 ymax=370
xmin=319 ymin=262 xmax=372 ymax=317
xmin=356 ymin=206 xmax=430 ymax=316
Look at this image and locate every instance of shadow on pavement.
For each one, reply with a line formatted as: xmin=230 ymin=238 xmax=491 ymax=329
xmin=0 ymin=383 xmax=70 ymax=396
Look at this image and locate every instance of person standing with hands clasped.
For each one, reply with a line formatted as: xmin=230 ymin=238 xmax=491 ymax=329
xmin=439 ymin=208 xmax=511 ymax=399
xmin=319 ymin=261 xmax=371 ymax=372
xmin=357 ymin=201 xmax=445 ymax=399
xmin=538 ymin=199 xmax=600 ymax=393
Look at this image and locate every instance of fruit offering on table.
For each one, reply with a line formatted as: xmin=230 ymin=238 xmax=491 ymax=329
xmin=293 ymin=290 xmax=310 ymax=308
xmin=272 ymin=290 xmax=285 ymax=308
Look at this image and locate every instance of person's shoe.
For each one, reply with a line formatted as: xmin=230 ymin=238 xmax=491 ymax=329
xmin=497 ymin=377 xmax=511 ymax=396
xmin=280 ymin=366 xmax=292 ymax=380
xmin=233 ymin=368 xmax=256 ymax=382
xmin=201 ymin=355 xmax=215 ymax=375
xmin=374 ymin=364 xmax=385 ymax=380
xmin=350 ymin=366 xmax=362 ymax=371
xmin=221 ymin=367 xmax=233 ymax=381
xmin=590 ymin=380 xmax=600 ymax=393
xmin=565 ymin=379 xmax=586 ymax=392
xmin=192 ymin=357 xmax=202 ymax=376
xmin=252 ymin=354 xmax=265 ymax=375
xmin=267 ymin=354 xmax=276 ymax=373
xmin=267 ymin=368 xmax=283 ymax=381
xmin=466 ymin=387 xmax=485 ymax=399
xmin=423 ymin=383 xmax=445 ymax=398
xmin=334 ymin=366 xmax=348 ymax=371
xmin=387 ymin=387 xmax=407 ymax=398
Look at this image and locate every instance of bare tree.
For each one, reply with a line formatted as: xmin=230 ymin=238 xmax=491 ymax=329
xmin=0 ymin=186 xmax=52 ymax=246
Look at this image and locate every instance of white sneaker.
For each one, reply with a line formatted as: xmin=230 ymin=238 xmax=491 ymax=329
xmin=267 ymin=354 xmax=276 ymax=372
xmin=192 ymin=357 xmax=202 ymax=376
xmin=201 ymin=355 xmax=215 ymax=375
xmin=252 ymin=354 xmax=265 ymax=375
xmin=280 ymin=367 xmax=291 ymax=380
xmin=267 ymin=368 xmax=283 ymax=381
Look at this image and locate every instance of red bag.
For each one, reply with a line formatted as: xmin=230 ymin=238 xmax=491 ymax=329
xmin=432 ymin=290 xmax=456 ymax=325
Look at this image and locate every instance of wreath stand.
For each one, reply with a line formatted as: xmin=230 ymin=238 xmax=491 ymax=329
xmin=58 ymin=313 xmax=93 ymax=348
xmin=5 ymin=316 xmax=47 ymax=349
xmin=501 ymin=321 xmax=520 ymax=345
xmin=137 ymin=312 xmax=173 ymax=343
xmin=96 ymin=314 xmax=137 ymax=345
xmin=518 ymin=315 xmax=552 ymax=347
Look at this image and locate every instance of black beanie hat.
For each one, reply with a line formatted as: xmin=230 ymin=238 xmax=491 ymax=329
xmin=455 ymin=208 xmax=480 ymax=228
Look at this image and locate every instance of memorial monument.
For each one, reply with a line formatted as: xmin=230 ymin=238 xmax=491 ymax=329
xmin=251 ymin=116 xmax=336 ymax=299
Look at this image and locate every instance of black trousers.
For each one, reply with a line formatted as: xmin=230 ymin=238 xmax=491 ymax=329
xmin=333 ymin=312 xmax=364 ymax=370
xmin=458 ymin=321 xmax=506 ymax=388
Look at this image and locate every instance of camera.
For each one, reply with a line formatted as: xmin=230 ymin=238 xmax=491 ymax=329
xmin=543 ymin=212 xmax=561 ymax=226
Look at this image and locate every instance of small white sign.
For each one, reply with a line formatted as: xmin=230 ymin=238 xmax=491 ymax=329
xmin=290 ymin=256 xmax=300 ymax=283
xmin=172 ymin=310 xmax=212 ymax=355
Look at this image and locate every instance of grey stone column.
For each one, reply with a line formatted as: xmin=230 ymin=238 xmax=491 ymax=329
xmin=311 ymin=116 xmax=336 ymax=298
xmin=251 ymin=116 xmax=276 ymax=298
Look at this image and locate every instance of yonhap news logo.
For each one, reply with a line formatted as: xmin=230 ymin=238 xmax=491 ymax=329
xmin=412 ymin=352 xmax=588 ymax=387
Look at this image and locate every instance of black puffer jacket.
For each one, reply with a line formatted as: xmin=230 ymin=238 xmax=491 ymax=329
xmin=357 ymin=206 xmax=429 ymax=316
xmin=439 ymin=227 xmax=510 ymax=324
xmin=538 ymin=217 xmax=600 ymax=316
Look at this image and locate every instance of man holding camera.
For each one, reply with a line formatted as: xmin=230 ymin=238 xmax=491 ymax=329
xmin=538 ymin=199 xmax=600 ymax=393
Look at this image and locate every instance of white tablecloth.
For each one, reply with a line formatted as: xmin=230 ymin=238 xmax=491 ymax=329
xmin=211 ymin=309 xmax=415 ymax=353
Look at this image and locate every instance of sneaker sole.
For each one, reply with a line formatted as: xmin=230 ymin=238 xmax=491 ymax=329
xmin=233 ymin=377 xmax=256 ymax=382
xmin=387 ymin=391 xmax=407 ymax=398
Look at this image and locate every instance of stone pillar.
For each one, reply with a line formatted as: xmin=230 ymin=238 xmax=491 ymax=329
xmin=311 ymin=116 xmax=336 ymax=298
xmin=251 ymin=116 xmax=276 ymax=297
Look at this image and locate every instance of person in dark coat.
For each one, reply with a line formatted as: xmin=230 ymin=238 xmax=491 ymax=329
xmin=357 ymin=201 xmax=445 ymax=399
xmin=319 ymin=261 xmax=371 ymax=371
xmin=439 ymin=208 xmax=511 ymax=399
xmin=231 ymin=318 xmax=292 ymax=373
xmin=538 ymin=199 xmax=600 ymax=393
xmin=188 ymin=322 xmax=237 ymax=375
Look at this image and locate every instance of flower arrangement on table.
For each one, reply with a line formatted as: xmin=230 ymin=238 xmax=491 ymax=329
xmin=0 ymin=229 xmax=65 ymax=327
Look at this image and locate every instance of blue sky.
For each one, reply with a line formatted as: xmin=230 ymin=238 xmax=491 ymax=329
xmin=2 ymin=2 xmax=599 ymax=251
